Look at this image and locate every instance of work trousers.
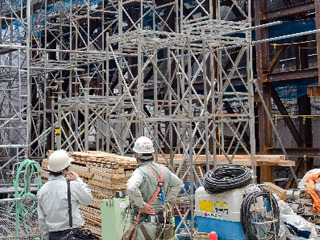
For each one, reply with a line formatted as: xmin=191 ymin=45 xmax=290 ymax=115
xmin=136 ymin=222 xmax=174 ymax=240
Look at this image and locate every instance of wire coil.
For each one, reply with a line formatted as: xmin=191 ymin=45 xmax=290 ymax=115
xmin=203 ymin=165 xmax=253 ymax=194
xmin=240 ymin=191 xmax=280 ymax=240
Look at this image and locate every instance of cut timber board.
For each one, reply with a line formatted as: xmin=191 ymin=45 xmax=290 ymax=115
xmin=262 ymin=182 xmax=289 ymax=201
xmin=156 ymin=154 xmax=295 ymax=167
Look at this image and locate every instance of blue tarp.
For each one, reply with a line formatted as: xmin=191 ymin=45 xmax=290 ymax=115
xmin=272 ymin=79 xmax=317 ymax=99
xmin=252 ymin=19 xmax=316 ymax=44
xmin=268 ymin=19 xmax=316 ymax=43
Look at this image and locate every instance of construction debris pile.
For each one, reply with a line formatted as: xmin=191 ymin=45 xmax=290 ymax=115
xmin=41 ymin=151 xmax=137 ymax=238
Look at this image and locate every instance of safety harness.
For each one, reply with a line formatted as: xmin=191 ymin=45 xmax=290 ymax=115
xmin=137 ymin=165 xmax=165 ymax=240
xmin=144 ymin=165 xmax=165 ymax=205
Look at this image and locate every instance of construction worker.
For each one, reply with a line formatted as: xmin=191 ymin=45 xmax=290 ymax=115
xmin=126 ymin=136 xmax=184 ymax=240
xmin=37 ymin=150 xmax=93 ymax=240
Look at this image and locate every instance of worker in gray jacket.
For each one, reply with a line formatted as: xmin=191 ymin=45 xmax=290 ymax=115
xmin=126 ymin=136 xmax=184 ymax=240
xmin=37 ymin=150 xmax=93 ymax=240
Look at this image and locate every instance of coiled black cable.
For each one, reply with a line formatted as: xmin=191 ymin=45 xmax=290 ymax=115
xmin=203 ymin=165 xmax=253 ymax=194
xmin=240 ymin=191 xmax=280 ymax=240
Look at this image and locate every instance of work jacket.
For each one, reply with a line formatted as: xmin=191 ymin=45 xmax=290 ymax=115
xmin=126 ymin=161 xmax=184 ymax=211
xmin=37 ymin=175 xmax=92 ymax=240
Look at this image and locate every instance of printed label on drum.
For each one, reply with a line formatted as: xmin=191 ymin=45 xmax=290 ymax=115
xmin=199 ymin=200 xmax=213 ymax=212
xmin=213 ymin=201 xmax=228 ymax=208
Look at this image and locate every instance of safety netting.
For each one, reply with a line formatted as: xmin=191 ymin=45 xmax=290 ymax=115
xmin=0 ymin=197 xmax=40 ymax=239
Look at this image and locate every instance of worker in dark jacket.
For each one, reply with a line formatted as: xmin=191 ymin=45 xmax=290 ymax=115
xmin=126 ymin=136 xmax=184 ymax=240
xmin=37 ymin=150 xmax=92 ymax=240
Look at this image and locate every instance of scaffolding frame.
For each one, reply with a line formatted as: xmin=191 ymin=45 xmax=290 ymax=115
xmin=0 ymin=0 xmax=254 ymax=237
xmin=0 ymin=0 xmax=31 ymax=182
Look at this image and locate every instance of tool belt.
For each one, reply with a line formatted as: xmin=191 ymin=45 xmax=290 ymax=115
xmin=139 ymin=211 xmax=175 ymax=240
xmin=140 ymin=211 xmax=165 ymax=224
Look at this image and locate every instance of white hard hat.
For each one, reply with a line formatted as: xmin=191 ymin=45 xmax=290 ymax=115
xmin=48 ymin=150 xmax=72 ymax=172
xmin=133 ymin=136 xmax=155 ymax=154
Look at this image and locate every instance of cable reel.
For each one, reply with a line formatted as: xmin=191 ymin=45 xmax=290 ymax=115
xmin=203 ymin=165 xmax=254 ymax=194
xmin=240 ymin=191 xmax=280 ymax=240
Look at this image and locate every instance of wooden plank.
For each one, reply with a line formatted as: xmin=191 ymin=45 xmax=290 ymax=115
xmin=158 ymin=158 xmax=295 ymax=167
xmin=156 ymin=154 xmax=294 ymax=167
xmin=159 ymin=154 xmax=286 ymax=161
xmin=262 ymin=182 xmax=289 ymax=201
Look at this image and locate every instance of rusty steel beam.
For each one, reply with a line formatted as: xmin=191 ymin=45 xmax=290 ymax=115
xmin=269 ymin=45 xmax=289 ymax=74
xmin=268 ymin=147 xmax=320 ymax=157
xmin=254 ymin=0 xmax=275 ymax=183
xmin=297 ymin=95 xmax=313 ymax=166
xmin=307 ymin=0 xmax=320 ymax=96
xmin=264 ymin=1 xmax=314 ymax=20
xmin=286 ymin=92 xmax=313 ymax=188
xmin=308 ymin=85 xmax=320 ymax=96
xmin=269 ymin=83 xmax=303 ymax=147
xmin=315 ymin=0 xmax=320 ymax=85
xmin=266 ymin=68 xmax=318 ymax=82
xmin=255 ymin=0 xmax=273 ymax=155
xmin=297 ymin=97 xmax=313 ymax=148
xmin=286 ymin=156 xmax=305 ymax=189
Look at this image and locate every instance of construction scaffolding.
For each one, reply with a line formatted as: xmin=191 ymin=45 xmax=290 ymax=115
xmin=0 ymin=0 xmax=256 ymax=238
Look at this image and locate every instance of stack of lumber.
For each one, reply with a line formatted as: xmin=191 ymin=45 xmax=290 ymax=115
xmin=40 ymin=151 xmax=137 ymax=238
